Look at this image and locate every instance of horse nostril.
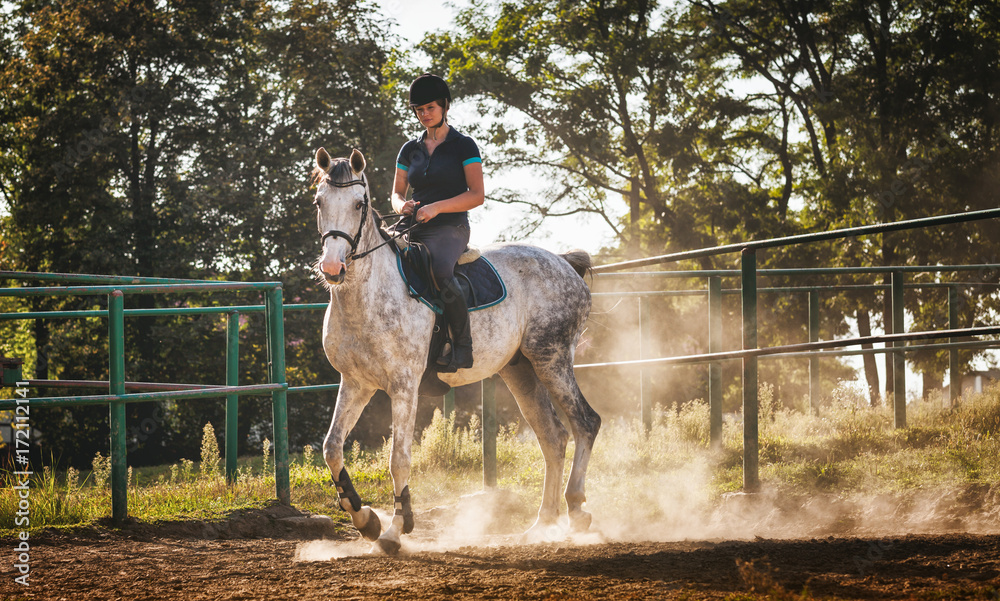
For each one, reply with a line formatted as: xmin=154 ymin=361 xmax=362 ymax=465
xmin=324 ymin=266 xmax=347 ymax=285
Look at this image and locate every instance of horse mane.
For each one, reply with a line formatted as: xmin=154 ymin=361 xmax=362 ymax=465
xmin=311 ymin=157 xmax=356 ymax=187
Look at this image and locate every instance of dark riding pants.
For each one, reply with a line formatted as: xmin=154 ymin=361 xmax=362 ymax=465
xmin=408 ymin=223 xmax=470 ymax=287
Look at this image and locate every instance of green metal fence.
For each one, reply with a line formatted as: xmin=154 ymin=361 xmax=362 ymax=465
xmin=0 ymin=273 xmax=292 ymax=523
xmin=591 ymin=266 xmax=1000 ymax=423
xmin=0 ymin=272 xmax=501 ymax=522
xmin=584 ymin=207 xmax=1000 ymax=491
xmin=4 ymin=208 xmax=998 ymax=512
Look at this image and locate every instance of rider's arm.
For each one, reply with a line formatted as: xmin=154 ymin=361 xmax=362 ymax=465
xmin=415 ymin=162 xmax=484 ymax=221
xmin=391 ymin=167 xmax=417 ymax=216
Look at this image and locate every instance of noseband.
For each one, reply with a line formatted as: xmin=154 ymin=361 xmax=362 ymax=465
xmin=319 ymin=175 xmax=370 ymax=260
xmin=317 ymin=173 xmax=419 ymax=270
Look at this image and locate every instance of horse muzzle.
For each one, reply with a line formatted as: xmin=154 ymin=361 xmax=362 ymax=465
xmin=323 ymin=265 xmax=347 ymax=285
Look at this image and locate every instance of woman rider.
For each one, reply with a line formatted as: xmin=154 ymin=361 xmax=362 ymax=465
xmin=391 ymin=73 xmax=485 ymax=373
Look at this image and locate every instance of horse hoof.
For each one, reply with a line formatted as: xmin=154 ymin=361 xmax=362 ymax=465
xmin=374 ymin=536 xmax=401 ymax=555
xmin=356 ymin=507 xmax=382 ymax=541
xmin=520 ymin=521 xmax=563 ymax=544
xmin=569 ymin=510 xmax=592 ymax=533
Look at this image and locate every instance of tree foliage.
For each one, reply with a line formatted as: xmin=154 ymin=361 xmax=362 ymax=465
xmin=0 ymin=0 xmax=407 ymax=466
xmin=429 ymin=0 xmax=999 ymax=406
xmin=2 ymin=0 xmax=998 ymax=466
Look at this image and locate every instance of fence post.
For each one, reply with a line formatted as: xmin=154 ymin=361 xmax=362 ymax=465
xmin=741 ymin=248 xmax=759 ymax=491
xmin=891 ymin=271 xmax=906 ymax=428
xmin=443 ymin=388 xmax=455 ymax=421
xmin=639 ymin=295 xmax=652 ymax=430
xmin=708 ymin=276 xmax=722 ymax=449
xmin=809 ymin=289 xmax=820 ymax=411
xmin=482 ymin=376 xmax=497 ymax=489
xmin=265 ymin=287 xmax=290 ymax=505
xmin=225 ymin=311 xmax=240 ymax=484
xmin=108 ymin=290 xmax=128 ymax=524
xmin=949 ymin=285 xmax=961 ymax=406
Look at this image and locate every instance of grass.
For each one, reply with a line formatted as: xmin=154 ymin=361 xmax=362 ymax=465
xmin=5 ymin=383 xmax=1000 ymax=536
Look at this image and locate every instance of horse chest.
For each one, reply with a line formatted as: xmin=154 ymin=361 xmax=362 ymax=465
xmin=322 ymin=301 xmax=429 ymax=378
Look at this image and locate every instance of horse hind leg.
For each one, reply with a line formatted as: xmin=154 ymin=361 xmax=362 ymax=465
xmin=323 ymin=381 xmax=382 ymax=541
xmin=532 ymin=359 xmax=601 ymax=533
xmin=499 ymin=359 xmax=570 ymax=542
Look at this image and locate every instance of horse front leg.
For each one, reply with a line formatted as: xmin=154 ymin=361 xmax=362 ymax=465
xmin=374 ymin=382 xmax=419 ymax=555
xmin=323 ymin=379 xmax=382 ymax=541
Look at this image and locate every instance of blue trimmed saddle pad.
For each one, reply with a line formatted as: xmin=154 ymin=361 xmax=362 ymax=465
xmin=395 ymin=251 xmax=507 ymax=314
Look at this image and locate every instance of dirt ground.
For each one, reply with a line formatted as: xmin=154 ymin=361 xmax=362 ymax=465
xmin=3 ymin=504 xmax=1000 ymax=601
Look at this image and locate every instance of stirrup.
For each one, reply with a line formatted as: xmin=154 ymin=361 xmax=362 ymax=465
xmin=438 ymin=345 xmax=473 ymax=373
xmin=435 ymin=341 xmax=453 ymax=366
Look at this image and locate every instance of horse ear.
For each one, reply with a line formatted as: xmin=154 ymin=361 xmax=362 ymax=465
xmin=315 ymin=147 xmax=332 ymax=172
xmin=349 ymin=148 xmax=366 ymax=174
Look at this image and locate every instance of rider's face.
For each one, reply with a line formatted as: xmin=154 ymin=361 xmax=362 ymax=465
xmin=414 ymin=101 xmax=444 ymax=127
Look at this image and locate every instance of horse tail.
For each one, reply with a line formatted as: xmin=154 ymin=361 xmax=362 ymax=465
xmin=560 ymin=249 xmax=592 ymax=280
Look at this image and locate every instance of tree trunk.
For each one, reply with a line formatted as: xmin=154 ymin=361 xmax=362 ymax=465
xmin=629 ymin=175 xmax=641 ymax=259
xmin=856 ymin=308 xmax=880 ymax=406
xmin=922 ymin=369 xmax=943 ymax=401
xmin=32 ymin=316 xmax=49 ymax=381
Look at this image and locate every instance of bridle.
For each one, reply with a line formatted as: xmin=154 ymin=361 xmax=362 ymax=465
xmin=316 ymin=173 xmax=419 ymax=263
xmin=319 ymin=175 xmax=371 ymax=260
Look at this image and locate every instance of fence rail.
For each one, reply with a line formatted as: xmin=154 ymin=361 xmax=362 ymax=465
xmin=587 ymin=208 xmax=1000 ymax=491
xmin=3 ymin=208 xmax=999 ymax=509
xmin=0 ymin=275 xmax=291 ymax=523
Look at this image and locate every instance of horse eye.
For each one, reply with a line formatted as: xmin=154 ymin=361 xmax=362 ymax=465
xmin=355 ymin=201 xmax=364 ymax=210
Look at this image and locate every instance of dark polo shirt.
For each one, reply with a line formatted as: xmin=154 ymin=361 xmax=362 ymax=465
xmin=396 ymin=127 xmax=482 ymax=227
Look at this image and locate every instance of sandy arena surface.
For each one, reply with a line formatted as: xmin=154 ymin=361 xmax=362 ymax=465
xmin=3 ymin=503 xmax=1000 ymax=600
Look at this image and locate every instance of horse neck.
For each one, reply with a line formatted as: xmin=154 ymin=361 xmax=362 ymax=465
xmin=330 ymin=211 xmax=401 ymax=306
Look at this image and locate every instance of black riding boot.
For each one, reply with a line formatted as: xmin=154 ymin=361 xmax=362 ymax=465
xmin=436 ymin=277 xmax=474 ymax=372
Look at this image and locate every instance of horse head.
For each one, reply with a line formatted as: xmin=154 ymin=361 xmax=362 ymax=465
xmin=313 ymin=147 xmax=369 ymax=285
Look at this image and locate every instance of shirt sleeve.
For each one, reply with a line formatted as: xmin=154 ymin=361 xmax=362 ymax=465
xmin=460 ymin=137 xmax=482 ymax=167
xmin=396 ymin=142 xmax=413 ymax=172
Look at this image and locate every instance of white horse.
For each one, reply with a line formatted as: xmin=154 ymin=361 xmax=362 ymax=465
xmin=312 ymin=148 xmax=601 ymax=554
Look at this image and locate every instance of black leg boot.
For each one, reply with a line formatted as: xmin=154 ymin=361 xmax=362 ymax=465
xmin=435 ymin=277 xmax=474 ymax=373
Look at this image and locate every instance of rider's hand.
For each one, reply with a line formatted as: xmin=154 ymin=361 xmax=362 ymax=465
xmin=415 ymin=204 xmax=439 ymax=223
xmin=401 ymin=200 xmax=418 ymax=216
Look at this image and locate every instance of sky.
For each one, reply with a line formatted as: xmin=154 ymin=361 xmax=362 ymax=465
xmin=383 ymin=0 xmax=625 ymax=255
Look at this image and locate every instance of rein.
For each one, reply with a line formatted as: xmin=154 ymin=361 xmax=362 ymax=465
xmin=352 ymin=216 xmax=420 ymax=260
xmin=319 ymin=174 xmax=420 ymax=263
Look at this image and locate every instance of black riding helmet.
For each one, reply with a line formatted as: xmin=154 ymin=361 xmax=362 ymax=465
xmin=409 ymin=73 xmax=451 ymax=107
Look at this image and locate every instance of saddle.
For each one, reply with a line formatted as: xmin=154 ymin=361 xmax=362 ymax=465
xmin=377 ymin=216 xmax=507 ymax=396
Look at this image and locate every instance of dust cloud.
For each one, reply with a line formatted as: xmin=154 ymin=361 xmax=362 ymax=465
xmin=294 ymin=278 xmax=1000 ymax=561
xmin=295 ymin=448 xmax=1000 ymax=562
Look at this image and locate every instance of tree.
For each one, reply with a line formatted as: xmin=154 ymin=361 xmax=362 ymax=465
xmin=422 ymin=0 xmax=804 ymax=258
xmin=428 ymin=0 xmax=1000 ymax=408
xmin=692 ymin=0 xmax=1000 ymax=400
xmin=0 ymin=0 xmax=408 ymax=466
